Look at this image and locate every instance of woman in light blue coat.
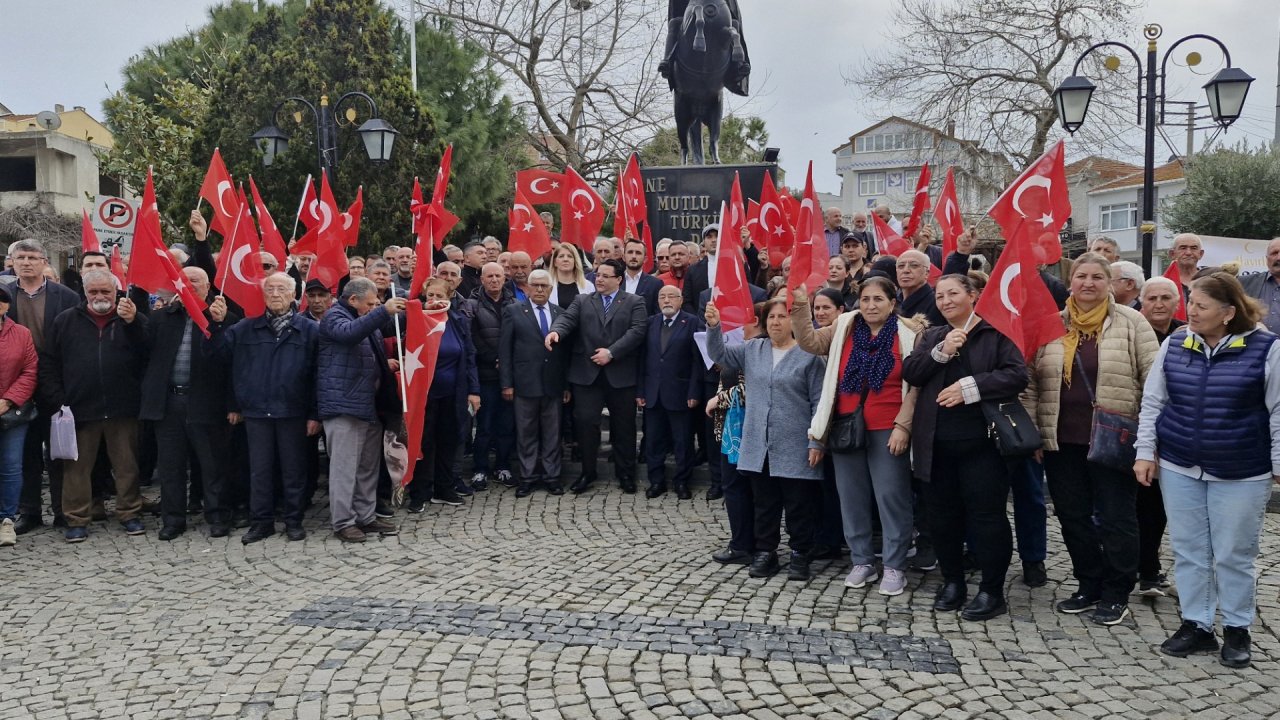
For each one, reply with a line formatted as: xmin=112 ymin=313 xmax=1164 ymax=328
xmin=706 ymin=297 xmax=825 ymax=582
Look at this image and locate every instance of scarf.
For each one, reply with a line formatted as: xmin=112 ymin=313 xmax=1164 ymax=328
xmin=838 ymin=313 xmax=899 ymax=395
xmin=1062 ymin=296 xmax=1108 ymax=387
xmin=268 ymin=309 xmax=295 ymax=338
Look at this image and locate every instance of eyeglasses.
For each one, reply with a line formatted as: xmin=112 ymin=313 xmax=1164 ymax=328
xmin=529 ymin=283 xmax=552 ymax=289
xmin=263 ymin=286 xmax=293 ymax=295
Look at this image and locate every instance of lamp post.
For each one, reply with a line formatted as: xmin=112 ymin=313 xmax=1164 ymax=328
xmin=252 ymin=92 xmax=399 ymax=177
xmin=1052 ymin=24 xmax=1254 ymax=276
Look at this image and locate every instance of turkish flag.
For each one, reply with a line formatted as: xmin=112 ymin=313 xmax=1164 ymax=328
xmin=902 ymin=163 xmax=932 ymax=240
xmin=401 ymin=301 xmax=448 ymax=487
xmin=516 ymin=168 xmax=567 ymax=204
xmin=786 ymin=163 xmax=828 ymax=304
xmin=758 ymin=171 xmax=793 ymax=268
xmin=641 ymin=221 xmax=656 ymax=273
xmin=975 ymin=232 xmax=1066 ymax=359
xmin=303 ymin=172 xmax=350 ymax=294
xmin=408 ymin=148 xmax=461 ymax=299
xmin=294 ymin=175 xmax=317 ymax=236
xmin=341 ymin=186 xmax=363 ymax=248
xmin=871 ymin=210 xmax=912 ymax=257
xmin=249 ymin=175 xmax=288 ymax=268
xmin=508 ymin=188 xmax=552 ymax=259
xmin=988 ymin=139 xmax=1069 ymax=266
xmin=109 ymin=247 xmax=127 ymax=289
xmin=214 ymin=199 xmax=266 ymax=318
xmin=614 ymin=153 xmax=647 ymax=238
xmin=560 ymin=166 xmax=605 ymax=251
xmin=199 ymin=148 xmax=239 ymax=239
xmin=726 ymin=172 xmax=746 ymax=250
xmin=611 ymin=179 xmax=634 ymax=241
xmin=712 ymin=202 xmax=755 ymax=331
xmin=81 ymin=209 xmax=101 ymax=254
xmin=431 ymin=144 xmax=453 ymax=205
xmin=128 ymin=167 xmax=210 ymax=337
xmin=933 ymin=167 xmax=964 ymax=263
xmin=745 ymin=199 xmax=762 ymax=255
xmin=1163 ymin=262 xmax=1188 ymax=321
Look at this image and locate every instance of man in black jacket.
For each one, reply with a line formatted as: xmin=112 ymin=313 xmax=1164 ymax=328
xmin=4 ymin=238 xmax=82 ymax=533
xmin=546 ymin=259 xmax=648 ymax=493
xmin=638 ymin=286 xmax=704 ymax=499
xmin=141 ymin=267 xmax=240 ymax=540
xmin=468 ymin=262 xmax=516 ymax=489
xmin=40 ymin=270 xmax=149 ymax=543
xmin=500 ymin=269 xmax=570 ymax=496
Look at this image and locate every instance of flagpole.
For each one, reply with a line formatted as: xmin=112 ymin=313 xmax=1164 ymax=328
xmin=218 ymin=202 xmax=245 ymax=300
xmin=290 ymin=173 xmax=312 ymax=242
xmin=395 ymin=309 xmax=408 ymax=414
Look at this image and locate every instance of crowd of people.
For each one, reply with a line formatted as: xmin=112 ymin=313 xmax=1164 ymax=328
xmin=1 ymin=204 xmax=1277 ymax=671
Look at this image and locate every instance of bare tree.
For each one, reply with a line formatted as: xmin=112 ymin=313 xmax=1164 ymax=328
xmin=848 ymin=0 xmax=1143 ymax=169
xmin=415 ymin=0 xmax=667 ymax=180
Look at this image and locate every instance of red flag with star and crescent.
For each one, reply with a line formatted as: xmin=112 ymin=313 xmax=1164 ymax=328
xmin=612 ymin=153 xmax=647 ymax=241
xmin=902 ymin=163 xmax=932 ymax=240
xmin=933 ymin=167 xmax=964 ymax=263
xmin=711 ymin=200 xmax=755 ymax=331
xmin=871 ymin=210 xmax=913 ymax=258
xmin=341 ymin=186 xmax=363 ymax=247
xmin=560 ymin=166 xmax=605 ymax=251
xmin=198 ymin=148 xmax=239 ymax=239
xmin=785 ymin=163 xmax=829 ymax=305
xmin=516 ymin=168 xmax=566 ymax=204
xmin=296 ymin=172 xmax=349 ymax=294
xmin=214 ymin=194 xmax=267 ymax=318
xmin=128 ymin=167 xmax=210 ymax=337
xmin=81 ymin=209 xmax=102 ymax=254
xmin=975 ymin=140 xmax=1071 ymax=358
xmin=758 ymin=171 xmax=794 ymax=268
xmin=508 ymin=188 xmax=552 ymax=259
xmin=401 ymin=301 xmax=449 ymax=487
xmin=249 ymin=175 xmax=288 ymax=268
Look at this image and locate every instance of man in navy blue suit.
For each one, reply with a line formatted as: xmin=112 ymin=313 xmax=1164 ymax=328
xmin=637 ymin=285 xmax=704 ymax=499
xmin=621 ymin=238 xmax=663 ymax=315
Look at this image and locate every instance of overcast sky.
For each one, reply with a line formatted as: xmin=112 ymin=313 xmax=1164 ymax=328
xmin=3 ymin=0 xmax=1277 ymax=195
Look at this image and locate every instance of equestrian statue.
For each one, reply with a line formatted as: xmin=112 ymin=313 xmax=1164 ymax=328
xmin=657 ymin=0 xmax=751 ymax=165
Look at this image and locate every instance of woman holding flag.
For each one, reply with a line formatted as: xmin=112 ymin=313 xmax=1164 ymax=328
xmin=902 ymin=274 xmax=1028 ymax=622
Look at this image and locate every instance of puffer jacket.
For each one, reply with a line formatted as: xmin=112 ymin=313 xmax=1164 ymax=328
xmin=468 ymin=285 xmax=514 ymax=384
xmin=317 ymin=301 xmax=393 ymax=423
xmin=1022 ymin=302 xmax=1159 ymax=451
xmin=0 ymin=318 xmax=37 ymax=408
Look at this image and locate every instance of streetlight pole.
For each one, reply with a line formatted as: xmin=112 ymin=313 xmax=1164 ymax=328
xmin=252 ymin=91 xmax=399 ymax=177
xmin=1053 ymin=24 xmax=1254 ymax=276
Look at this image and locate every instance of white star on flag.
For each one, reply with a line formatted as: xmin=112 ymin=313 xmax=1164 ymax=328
xmin=523 ymin=222 xmax=534 ymax=231
xmin=1038 ymin=213 xmax=1055 ymax=228
xmin=574 ymin=211 xmax=584 ymax=220
xmin=402 ymin=343 xmax=425 ymax=385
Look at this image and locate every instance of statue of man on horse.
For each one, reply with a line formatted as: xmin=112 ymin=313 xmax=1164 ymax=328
xmin=657 ymin=0 xmax=752 ymax=165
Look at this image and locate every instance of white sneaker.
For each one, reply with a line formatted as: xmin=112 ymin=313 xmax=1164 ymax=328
xmin=0 ymin=518 xmax=15 ymax=547
xmin=844 ymin=564 xmax=879 ymax=589
xmin=878 ymin=567 xmax=906 ymax=596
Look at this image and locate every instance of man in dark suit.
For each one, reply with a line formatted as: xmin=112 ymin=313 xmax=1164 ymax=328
xmin=638 ymin=285 xmax=703 ymax=499
xmin=681 ymin=225 xmax=718 ymax=315
xmin=545 ymin=259 xmax=647 ymax=493
xmin=500 ymin=269 xmax=570 ymax=497
xmin=621 ymin=239 xmax=663 ymax=315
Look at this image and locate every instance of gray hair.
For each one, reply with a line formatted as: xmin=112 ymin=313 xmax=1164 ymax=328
xmin=1090 ymin=236 xmax=1119 ymax=251
xmin=8 ymin=239 xmax=46 ymax=258
xmin=368 ymin=259 xmax=392 ymax=273
xmin=1111 ymin=260 xmax=1145 ymax=286
xmin=339 ymin=277 xmax=377 ymax=302
xmin=528 ymin=269 xmax=552 ymax=285
xmin=81 ymin=269 xmax=115 ymax=288
xmin=1142 ymin=276 xmax=1179 ymax=297
xmin=263 ymin=271 xmax=296 ymax=293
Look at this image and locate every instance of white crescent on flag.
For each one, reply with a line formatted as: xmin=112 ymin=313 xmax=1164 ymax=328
xmin=943 ymin=198 xmax=958 ymax=225
xmin=230 ymin=244 xmax=257 ymax=286
xmin=513 ymin=202 xmax=533 ymax=220
xmin=1011 ymin=176 xmax=1052 ymax=220
xmin=760 ymin=203 xmax=783 ymax=236
xmin=309 ymin=199 xmax=334 ymax=232
xmin=570 ymin=188 xmax=596 ymax=213
xmin=341 ymin=212 xmax=353 ymax=231
xmin=999 ymin=262 xmax=1022 ymax=317
xmin=529 ymin=177 xmax=552 ymax=196
xmin=216 ymin=180 xmax=235 ymax=218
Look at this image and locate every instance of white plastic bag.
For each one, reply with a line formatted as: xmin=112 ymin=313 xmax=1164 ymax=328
xmin=49 ymin=406 xmax=78 ymax=461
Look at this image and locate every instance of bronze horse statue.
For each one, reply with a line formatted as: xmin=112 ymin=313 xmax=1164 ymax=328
xmin=659 ymin=0 xmax=750 ymax=165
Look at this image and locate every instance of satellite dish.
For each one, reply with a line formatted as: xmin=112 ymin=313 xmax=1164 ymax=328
xmin=34 ymin=110 xmax=62 ymax=131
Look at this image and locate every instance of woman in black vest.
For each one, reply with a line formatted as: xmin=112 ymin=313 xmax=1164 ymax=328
xmin=1135 ymin=272 xmax=1279 ymax=669
xmin=902 ymin=274 xmax=1028 ymax=622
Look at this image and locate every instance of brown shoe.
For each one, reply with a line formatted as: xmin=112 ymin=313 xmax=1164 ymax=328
xmin=334 ymin=526 xmax=366 ymax=543
xmin=359 ymin=518 xmax=399 ymax=536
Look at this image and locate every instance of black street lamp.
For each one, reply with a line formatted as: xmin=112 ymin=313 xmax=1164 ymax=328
xmin=1053 ymin=24 xmax=1254 ymax=276
xmin=252 ymin=92 xmax=399 ymax=177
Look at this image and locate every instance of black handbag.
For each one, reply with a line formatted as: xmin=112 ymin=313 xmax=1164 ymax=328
xmin=0 ymin=399 xmax=37 ymax=431
xmin=981 ymin=400 xmax=1041 ymax=457
xmin=827 ymin=388 xmax=869 ymax=453
xmin=1075 ymin=352 xmax=1139 ymax=471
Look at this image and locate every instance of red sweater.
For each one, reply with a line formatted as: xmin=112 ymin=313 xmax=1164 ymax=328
xmin=835 ymin=333 xmax=904 ymax=431
xmin=0 ymin=319 xmax=38 ymax=407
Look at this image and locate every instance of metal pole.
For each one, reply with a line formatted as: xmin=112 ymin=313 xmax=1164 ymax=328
xmin=318 ymin=95 xmax=337 ymax=178
xmin=409 ymin=0 xmax=418 ymax=93
xmin=1140 ymin=37 xmax=1159 ymax=277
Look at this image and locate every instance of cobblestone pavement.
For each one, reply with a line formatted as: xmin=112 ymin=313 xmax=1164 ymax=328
xmin=3 ymin=470 xmax=1280 ymax=719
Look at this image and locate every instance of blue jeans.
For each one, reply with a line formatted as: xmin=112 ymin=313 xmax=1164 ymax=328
xmin=0 ymin=423 xmax=29 ymax=521
xmin=1161 ymin=467 xmax=1272 ymax=629
xmin=473 ymin=382 xmax=514 ymax=475
xmin=1009 ymin=457 xmax=1048 ymax=563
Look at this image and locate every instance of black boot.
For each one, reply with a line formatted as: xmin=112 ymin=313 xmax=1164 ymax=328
xmin=1221 ymin=626 xmax=1252 ymax=668
xmin=748 ymin=551 xmax=779 ymax=578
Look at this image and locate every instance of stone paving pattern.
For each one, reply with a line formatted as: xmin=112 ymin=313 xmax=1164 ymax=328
xmin=3 ymin=474 xmax=1280 ymax=719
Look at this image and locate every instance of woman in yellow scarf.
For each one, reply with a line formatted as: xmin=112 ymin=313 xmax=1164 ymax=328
xmin=1022 ymin=252 xmax=1160 ymax=627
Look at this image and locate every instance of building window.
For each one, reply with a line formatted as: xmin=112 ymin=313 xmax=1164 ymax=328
xmin=0 ymin=157 xmax=36 ymax=192
xmin=1099 ymin=202 xmax=1138 ymax=231
xmin=855 ymin=131 xmax=937 ymax=154
xmin=858 ymin=172 xmax=886 ymax=196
